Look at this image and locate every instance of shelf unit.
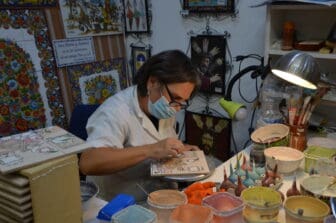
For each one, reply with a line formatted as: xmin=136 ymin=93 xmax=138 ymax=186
xmin=264 ymin=4 xmax=336 ymax=126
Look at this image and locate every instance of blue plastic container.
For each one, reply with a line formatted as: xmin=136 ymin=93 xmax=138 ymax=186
xmin=96 ymin=194 xmax=135 ymax=221
xmin=112 ymin=204 xmax=157 ymax=223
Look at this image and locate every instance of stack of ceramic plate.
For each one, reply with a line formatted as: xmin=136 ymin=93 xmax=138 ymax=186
xmin=0 ymin=173 xmax=33 ymax=222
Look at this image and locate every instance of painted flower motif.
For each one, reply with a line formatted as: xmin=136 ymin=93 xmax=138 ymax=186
xmin=9 ymin=90 xmax=19 ymax=98
xmin=29 ymin=101 xmax=39 ymax=110
xmin=15 ymin=118 xmax=28 ymax=131
xmin=11 ymin=60 xmax=21 ymax=72
xmin=0 ymin=105 xmax=9 ymax=116
xmin=7 ymin=79 xmax=18 ymax=90
xmin=17 ymin=73 xmax=30 ymax=86
xmin=102 ymin=89 xmax=110 ymax=98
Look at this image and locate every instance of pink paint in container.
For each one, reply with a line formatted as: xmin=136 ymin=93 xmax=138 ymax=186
xmin=169 ymin=204 xmax=213 ymax=223
xmin=201 ymin=192 xmax=245 ymax=223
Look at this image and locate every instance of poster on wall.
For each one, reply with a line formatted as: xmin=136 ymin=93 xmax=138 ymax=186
xmin=59 ymin=0 xmax=123 ymax=38
xmin=190 ymin=35 xmax=226 ymax=95
xmin=123 ymin=0 xmax=150 ymax=34
xmin=0 ymin=10 xmax=66 ymax=137
xmin=185 ymin=111 xmax=231 ymax=161
xmin=52 ymin=37 xmax=96 ymax=67
xmin=131 ymin=45 xmax=151 ymax=82
xmin=67 ymin=58 xmax=127 ymax=106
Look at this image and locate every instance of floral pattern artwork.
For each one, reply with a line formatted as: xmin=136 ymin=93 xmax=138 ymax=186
xmin=0 ymin=0 xmax=57 ymax=7
xmin=67 ymin=58 xmax=127 ymax=106
xmin=59 ymin=0 xmax=123 ymax=38
xmin=0 ymin=10 xmax=66 ymax=137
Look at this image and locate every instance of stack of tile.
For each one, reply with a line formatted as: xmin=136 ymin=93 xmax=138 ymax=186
xmin=0 ymin=173 xmax=33 ymax=222
xmin=0 ymin=154 xmax=82 ymax=223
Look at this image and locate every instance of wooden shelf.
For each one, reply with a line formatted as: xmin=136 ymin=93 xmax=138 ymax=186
xmin=269 ymin=49 xmax=336 ymax=60
xmin=270 ymin=4 xmax=336 ymax=10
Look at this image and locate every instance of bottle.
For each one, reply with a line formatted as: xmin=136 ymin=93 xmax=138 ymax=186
xmin=256 ymin=75 xmax=286 ymax=128
xmin=282 ymin=21 xmax=295 ymax=51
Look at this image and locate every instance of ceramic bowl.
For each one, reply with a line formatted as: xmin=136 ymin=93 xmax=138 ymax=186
xmin=241 ymin=186 xmax=282 ymax=223
xmin=300 ymin=175 xmax=336 ymax=204
xmin=284 ymin=195 xmax=330 ymax=223
xmin=251 ymin=124 xmax=289 ymax=149
xmin=264 ymin=146 xmax=304 ymax=174
xmin=80 ymin=180 xmax=99 ymax=203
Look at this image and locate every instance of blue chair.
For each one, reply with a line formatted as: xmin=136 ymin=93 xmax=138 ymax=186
xmin=69 ymin=104 xmax=100 ymax=140
xmin=69 ymin=104 xmax=100 ymax=181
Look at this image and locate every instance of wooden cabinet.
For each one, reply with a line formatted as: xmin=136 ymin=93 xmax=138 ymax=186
xmin=264 ymin=4 xmax=336 ymax=126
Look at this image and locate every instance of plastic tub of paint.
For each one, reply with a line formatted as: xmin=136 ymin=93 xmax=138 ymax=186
xmin=169 ymin=204 xmax=213 ymax=223
xmin=111 ymin=204 xmax=157 ymax=223
xmin=284 ymin=195 xmax=330 ymax=223
xmin=147 ymin=189 xmax=187 ymax=223
xmin=241 ymin=186 xmax=282 ymax=223
xmin=201 ymin=192 xmax=244 ymax=223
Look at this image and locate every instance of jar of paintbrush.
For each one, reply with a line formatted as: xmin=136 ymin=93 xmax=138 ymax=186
xmin=286 ymin=88 xmax=308 ymax=151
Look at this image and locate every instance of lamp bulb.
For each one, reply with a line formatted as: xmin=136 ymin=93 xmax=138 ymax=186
xmin=234 ymin=107 xmax=247 ymax=121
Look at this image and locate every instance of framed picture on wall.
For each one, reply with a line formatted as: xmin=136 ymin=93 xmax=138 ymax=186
xmin=131 ymin=46 xmax=151 ymax=81
xmin=0 ymin=0 xmax=57 ymax=7
xmin=190 ymin=35 xmax=227 ymax=95
xmin=67 ymin=58 xmax=127 ymax=106
xmin=123 ymin=0 xmax=150 ymax=34
xmin=185 ymin=111 xmax=231 ymax=161
xmin=183 ymin=0 xmax=234 ymax=13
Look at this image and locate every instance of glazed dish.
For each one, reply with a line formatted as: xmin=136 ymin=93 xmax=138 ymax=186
xmin=264 ymin=146 xmax=304 ymax=174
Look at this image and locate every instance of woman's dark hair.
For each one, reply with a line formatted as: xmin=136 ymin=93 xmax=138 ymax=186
xmin=134 ymin=50 xmax=201 ymax=97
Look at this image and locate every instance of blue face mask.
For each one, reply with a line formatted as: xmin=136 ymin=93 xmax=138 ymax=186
xmin=148 ymin=95 xmax=177 ymax=119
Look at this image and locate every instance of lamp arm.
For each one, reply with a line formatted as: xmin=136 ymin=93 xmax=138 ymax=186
xmin=225 ymin=65 xmax=260 ymax=101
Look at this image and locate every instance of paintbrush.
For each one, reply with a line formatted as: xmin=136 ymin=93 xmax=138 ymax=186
xmin=298 ymin=96 xmax=311 ymax=125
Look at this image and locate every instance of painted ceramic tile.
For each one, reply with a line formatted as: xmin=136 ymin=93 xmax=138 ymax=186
xmin=150 ymin=150 xmax=210 ymax=176
xmin=0 ymin=10 xmax=66 ymax=137
xmin=67 ymin=58 xmax=127 ymax=105
xmin=0 ymin=126 xmax=89 ymax=173
xmin=59 ymin=0 xmax=123 ymax=38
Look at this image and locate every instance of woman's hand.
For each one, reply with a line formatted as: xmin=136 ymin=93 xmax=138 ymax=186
xmin=148 ymin=137 xmax=185 ymax=160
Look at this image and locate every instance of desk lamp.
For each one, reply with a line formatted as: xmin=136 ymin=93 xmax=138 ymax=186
xmin=271 ymin=51 xmax=320 ymax=90
xmin=219 ymin=98 xmax=247 ymax=121
xmin=219 ymin=62 xmax=268 ymax=121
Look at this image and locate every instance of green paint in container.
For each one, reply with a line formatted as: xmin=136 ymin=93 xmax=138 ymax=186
xmin=112 ymin=204 xmax=157 ymax=223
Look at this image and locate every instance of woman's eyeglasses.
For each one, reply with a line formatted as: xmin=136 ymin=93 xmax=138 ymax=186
xmin=164 ymin=84 xmax=189 ymax=109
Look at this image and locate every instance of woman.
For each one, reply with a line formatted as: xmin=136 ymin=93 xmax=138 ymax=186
xmin=79 ymin=50 xmax=201 ymax=201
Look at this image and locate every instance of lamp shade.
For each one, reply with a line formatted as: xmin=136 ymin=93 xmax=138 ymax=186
xmin=219 ymin=98 xmax=247 ymax=121
xmin=271 ymin=51 xmax=320 ymax=90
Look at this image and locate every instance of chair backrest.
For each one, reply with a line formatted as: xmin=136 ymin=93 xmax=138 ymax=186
xmin=68 ymin=104 xmax=100 ymax=140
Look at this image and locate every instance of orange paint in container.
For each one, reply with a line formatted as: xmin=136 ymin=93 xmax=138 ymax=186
xmin=147 ymin=189 xmax=187 ymax=223
xmin=169 ymin=204 xmax=213 ymax=223
xmin=202 ymin=192 xmax=245 ymax=223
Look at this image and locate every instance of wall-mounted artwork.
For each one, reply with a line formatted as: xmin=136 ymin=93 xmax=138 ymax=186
xmin=191 ymin=35 xmax=226 ymax=95
xmin=67 ymin=58 xmax=127 ymax=106
xmin=0 ymin=10 xmax=66 ymax=137
xmin=123 ymin=0 xmax=150 ymax=34
xmin=0 ymin=0 xmax=57 ymax=7
xmin=131 ymin=45 xmax=150 ymax=82
xmin=59 ymin=0 xmax=123 ymax=38
xmin=183 ymin=0 xmax=234 ymax=13
xmin=185 ymin=111 xmax=231 ymax=161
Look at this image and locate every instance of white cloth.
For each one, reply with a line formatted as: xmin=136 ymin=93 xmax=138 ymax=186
xmin=86 ymin=86 xmax=178 ymax=201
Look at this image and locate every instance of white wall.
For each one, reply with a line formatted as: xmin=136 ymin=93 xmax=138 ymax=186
xmin=126 ymin=0 xmax=267 ymax=152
